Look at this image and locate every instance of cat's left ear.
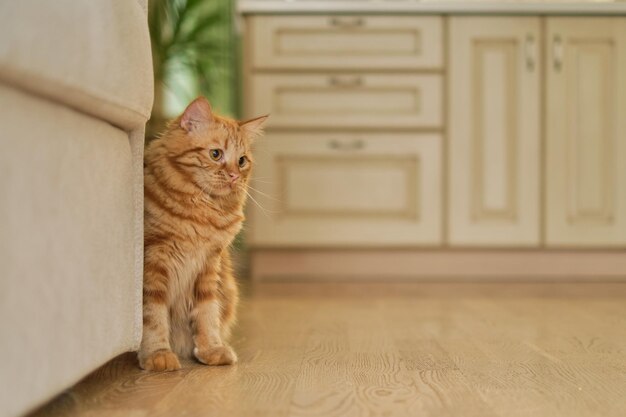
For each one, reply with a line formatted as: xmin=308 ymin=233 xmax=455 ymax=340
xmin=180 ymin=97 xmax=213 ymax=133
xmin=239 ymin=115 xmax=269 ymax=141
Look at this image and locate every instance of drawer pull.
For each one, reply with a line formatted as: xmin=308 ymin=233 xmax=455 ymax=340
xmin=328 ymin=139 xmax=365 ymax=151
xmin=553 ymin=34 xmax=563 ymax=72
xmin=525 ymin=34 xmax=535 ymax=72
xmin=329 ymin=17 xmax=365 ymax=29
xmin=328 ymin=76 xmax=363 ymax=88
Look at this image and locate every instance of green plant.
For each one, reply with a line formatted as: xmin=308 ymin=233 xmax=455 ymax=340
xmin=148 ymin=0 xmax=235 ymax=136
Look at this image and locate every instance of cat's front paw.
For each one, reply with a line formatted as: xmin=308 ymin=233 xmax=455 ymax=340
xmin=139 ymin=349 xmax=182 ymax=372
xmin=194 ymin=345 xmax=238 ymax=366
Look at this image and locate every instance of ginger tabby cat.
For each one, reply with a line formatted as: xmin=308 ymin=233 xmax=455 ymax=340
xmin=139 ymin=97 xmax=267 ymax=371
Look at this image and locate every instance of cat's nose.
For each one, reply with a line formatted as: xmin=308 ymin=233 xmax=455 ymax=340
xmin=228 ymin=172 xmax=240 ymax=183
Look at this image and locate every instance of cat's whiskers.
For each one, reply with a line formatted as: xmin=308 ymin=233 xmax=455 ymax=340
xmin=245 ymin=184 xmax=281 ymax=202
xmin=192 ymin=182 xmax=212 ymax=204
xmin=240 ymin=187 xmax=278 ymax=218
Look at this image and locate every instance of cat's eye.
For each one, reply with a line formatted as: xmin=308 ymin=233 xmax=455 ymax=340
xmin=238 ymin=156 xmax=247 ymax=168
xmin=209 ymin=149 xmax=222 ymax=161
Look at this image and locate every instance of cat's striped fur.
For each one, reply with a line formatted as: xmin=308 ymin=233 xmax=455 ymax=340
xmin=139 ymin=97 xmax=267 ymax=371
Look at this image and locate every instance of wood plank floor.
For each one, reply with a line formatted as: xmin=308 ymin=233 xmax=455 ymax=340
xmin=29 ymin=282 xmax=626 ymax=417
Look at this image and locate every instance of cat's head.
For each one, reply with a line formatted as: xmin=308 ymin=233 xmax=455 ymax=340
xmin=162 ymin=97 xmax=267 ymax=201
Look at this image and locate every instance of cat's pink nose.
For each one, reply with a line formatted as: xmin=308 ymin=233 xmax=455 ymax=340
xmin=228 ymin=172 xmax=240 ymax=183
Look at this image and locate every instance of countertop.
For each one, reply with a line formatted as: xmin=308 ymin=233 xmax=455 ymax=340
xmin=238 ymin=0 xmax=626 ymax=15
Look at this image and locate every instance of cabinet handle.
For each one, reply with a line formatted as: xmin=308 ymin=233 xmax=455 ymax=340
xmin=328 ymin=76 xmax=363 ymax=88
xmin=329 ymin=17 xmax=364 ymax=29
xmin=553 ymin=34 xmax=563 ymax=72
xmin=328 ymin=139 xmax=365 ymax=151
xmin=525 ymin=34 xmax=535 ymax=72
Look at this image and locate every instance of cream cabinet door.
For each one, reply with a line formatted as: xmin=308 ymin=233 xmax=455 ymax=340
xmin=546 ymin=18 xmax=626 ymax=247
xmin=248 ymin=133 xmax=442 ymax=247
xmin=248 ymin=15 xmax=443 ymax=70
xmin=448 ymin=17 xmax=541 ymax=246
xmin=249 ymin=73 xmax=442 ymax=129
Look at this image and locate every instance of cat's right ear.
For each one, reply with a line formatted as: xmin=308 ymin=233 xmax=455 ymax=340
xmin=180 ymin=97 xmax=213 ymax=133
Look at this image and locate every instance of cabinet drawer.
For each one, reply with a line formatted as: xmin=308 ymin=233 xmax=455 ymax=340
xmin=248 ymin=133 xmax=442 ymax=247
xmin=249 ymin=15 xmax=443 ymax=70
xmin=250 ymin=74 xmax=442 ymax=129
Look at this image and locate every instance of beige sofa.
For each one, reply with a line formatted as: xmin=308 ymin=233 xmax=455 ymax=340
xmin=0 ymin=1 xmax=152 ymax=416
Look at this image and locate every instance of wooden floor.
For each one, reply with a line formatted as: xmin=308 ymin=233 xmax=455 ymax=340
xmin=30 ymin=282 xmax=626 ymax=417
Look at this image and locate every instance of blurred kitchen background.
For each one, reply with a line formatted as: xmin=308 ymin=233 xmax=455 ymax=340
xmin=150 ymin=0 xmax=626 ymax=282
xmin=2 ymin=1 xmax=626 ymax=416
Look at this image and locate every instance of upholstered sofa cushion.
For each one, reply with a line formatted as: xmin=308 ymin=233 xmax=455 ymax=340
xmin=0 ymin=1 xmax=151 ymax=415
xmin=0 ymin=83 xmax=138 ymax=417
xmin=0 ymin=0 xmax=153 ymax=130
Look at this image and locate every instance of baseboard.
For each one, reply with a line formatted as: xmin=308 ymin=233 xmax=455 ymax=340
xmin=250 ymin=249 xmax=626 ymax=281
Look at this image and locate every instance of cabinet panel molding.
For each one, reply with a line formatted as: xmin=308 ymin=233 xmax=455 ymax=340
xmin=471 ymin=39 xmax=519 ymax=222
xmin=546 ymin=17 xmax=626 ymax=246
xmin=250 ymin=73 xmax=442 ymax=129
xmin=567 ymin=41 xmax=614 ymax=224
xmin=277 ymin=156 xmax=419 ymax=220
xmin=250 ymin=15 xmax=443 ymax=70
xmin=448 ymin=17 xmax=541 ymax=246
xmin=248 ymin=133 xmax=442 ymax=247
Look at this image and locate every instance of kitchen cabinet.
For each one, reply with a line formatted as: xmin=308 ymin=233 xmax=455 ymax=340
xmin=546 ymin=17 xmax=626 ymax=246
xmin=250 ymin=73 xmax=442 ymax=130
xmin=249 ymin=15 xmax=443 ymax=70
xmin=249 ymin=133 xmax=442 ymax=246
xmin=246 ymin=15 xmax=444 ymax=248
xmin=448 ymin=17 xmax=541 ymax=246
xmin=242 ymin=11 xmax=626 ymax=279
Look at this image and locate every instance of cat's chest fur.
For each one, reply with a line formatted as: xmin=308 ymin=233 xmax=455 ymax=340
xmin=168 ymin=242 xmax=213 ymax=306
xmin=167 ymin=213 xmax=241 ymax=296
